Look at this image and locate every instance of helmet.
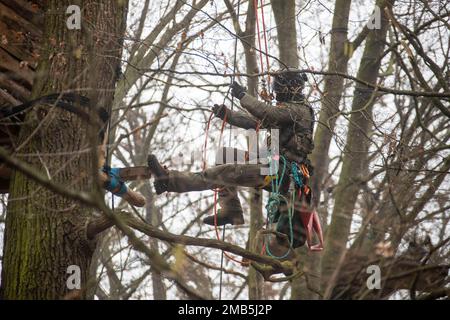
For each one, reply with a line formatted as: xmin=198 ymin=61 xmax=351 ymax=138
xmin=272 ymin=67 xmax=307 ymax=102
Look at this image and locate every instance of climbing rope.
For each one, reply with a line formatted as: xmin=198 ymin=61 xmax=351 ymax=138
xmin=207 ymin=0 xmax=281 ymax=266
xmin=263 ymin=155 xmax=296 ymax=259
xmin=253 ymin=0 xmax=272 ymax=101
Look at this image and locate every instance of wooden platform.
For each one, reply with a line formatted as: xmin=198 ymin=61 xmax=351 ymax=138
xmin=0 ymin=0 xmax=44 ymax=192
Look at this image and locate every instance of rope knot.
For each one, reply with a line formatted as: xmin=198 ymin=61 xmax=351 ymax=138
xmin=266 ymin=193 xmax=281 ymax=218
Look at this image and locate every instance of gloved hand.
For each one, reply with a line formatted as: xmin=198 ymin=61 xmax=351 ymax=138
xmin=212 ymin=104 xmax=228 ymax=119
xmin=230 ymin=81 xmax=246 ymax=99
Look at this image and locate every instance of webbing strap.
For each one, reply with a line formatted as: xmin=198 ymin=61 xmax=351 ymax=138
xmin=102 ymin=166 xmax=128 ymax=196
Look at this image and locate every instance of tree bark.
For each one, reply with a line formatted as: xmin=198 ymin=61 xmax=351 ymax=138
xmin=270 ymin=0 xmax=298 ymax=68
xmin=0 ymin=0 xmax=127 ymax=299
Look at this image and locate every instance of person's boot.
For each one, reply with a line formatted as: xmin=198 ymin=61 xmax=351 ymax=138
xmin=203 ymin=188 xmax=244 ymax=226
xmin=203 ymin=208 xmax=245 ymax=226
xmin=147 ymin=154 xmax=169 ymax=195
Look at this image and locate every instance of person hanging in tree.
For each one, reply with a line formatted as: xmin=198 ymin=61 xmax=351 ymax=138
xmin=148 ymin=68 xmax=318 ymax=251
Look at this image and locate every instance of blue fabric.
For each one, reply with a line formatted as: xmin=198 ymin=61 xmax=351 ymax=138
xmin=102 ymin=166 xmax=128 ymax=196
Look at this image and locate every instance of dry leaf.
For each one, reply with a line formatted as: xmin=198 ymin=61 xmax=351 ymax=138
xmin=19 ymin=61 xmax=29 ymax=69
xmin=73 ymin=47 xmax=82 ymax=59
xmin=375 ymin=241 xmax=394 ymax=258
xmin=1 ymin=35 xmax=7 ymax=46
xmin=31 ymin=3 xmax=40 ymax=12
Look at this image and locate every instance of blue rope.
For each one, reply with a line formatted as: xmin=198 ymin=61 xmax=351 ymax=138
xmin=291 ymin=162 xmax=304 ymax=188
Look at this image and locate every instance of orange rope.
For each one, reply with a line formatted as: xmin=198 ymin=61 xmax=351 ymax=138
xmin=301 ymin=164 xmax=310 ymax=178
xmin=253 ymin=0 xmax=274 ymax=253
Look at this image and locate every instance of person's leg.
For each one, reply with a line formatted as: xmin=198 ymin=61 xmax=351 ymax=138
xmin=202 ymin=186 xmax=245 ymax=225
xmin=202 ymin=147 xmax=254 ymax=225
xmin=147 ymin=154 xmax=267 ymax=225
xmin=147 ymin=154 xmax=218 ymax=193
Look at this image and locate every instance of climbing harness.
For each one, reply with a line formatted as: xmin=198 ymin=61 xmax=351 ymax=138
xmin=263 ymin=155 xmax=324 ymax=256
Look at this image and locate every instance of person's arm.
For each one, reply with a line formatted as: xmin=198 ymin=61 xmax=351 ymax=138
xmin=239 ymin=93 xmax=294 ymax=124
xmin=227 ymin=109 xmax=258 ymax=129
xmin=212 ymin=104 xmax=258 ymax=129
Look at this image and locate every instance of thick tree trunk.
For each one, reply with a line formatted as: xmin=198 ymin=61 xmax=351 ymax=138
xmin=321 ymin=0 xmax=393 ymax=292
xmin=310 ymin=0 xmax=352 ymax=206
xmin=0 ymin=0 xmax=127 ymax=299
xmin=270 ymin=0 xmax=298 ymax=67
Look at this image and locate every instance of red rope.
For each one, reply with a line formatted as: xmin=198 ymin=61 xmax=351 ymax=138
xmin=203 ymin=112 xmax=228 ymax=171
xmin=213 ymin=190 xmax=250 ymax=266
xmin=255 ymin=0 xmax=273 ymax=256
xmin=202 ymin=113 xmax=214 ymax=171
xmin=254 ymin=0 xmax=265 ymax=80
xmin=203 ymin=0 xmax=274 ymax=265
xmin=259 ymin=0 xmax=271 ymax=88
xmin=254 ymin=0 xmax=273 ymax=101
xmin=203 ymin=111 xmax=249 ymax=265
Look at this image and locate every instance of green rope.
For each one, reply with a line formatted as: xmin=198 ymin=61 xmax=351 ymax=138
xmin=264 ymin=155 xmax=295 ymax=259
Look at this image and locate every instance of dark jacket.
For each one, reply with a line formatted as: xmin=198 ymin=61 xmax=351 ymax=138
xmin=225 ymin=93 xmax=314 ymax=162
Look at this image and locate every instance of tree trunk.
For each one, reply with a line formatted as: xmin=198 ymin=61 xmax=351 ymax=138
xmin=321 ymin=0 xmax=393 ymax=292
xmin=310 ymin=0 xmax=352 ymax=206
xmin=270 ymin=0 xmax=298 ymax=67
xmin=0 ymin=0 xmax=127 ymax=299
xmin=296 ymin=0 xmax=352 ymax=300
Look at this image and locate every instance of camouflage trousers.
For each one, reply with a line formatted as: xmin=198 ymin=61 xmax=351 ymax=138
xmin=165 ymin=148 xmax=309 ymax=248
